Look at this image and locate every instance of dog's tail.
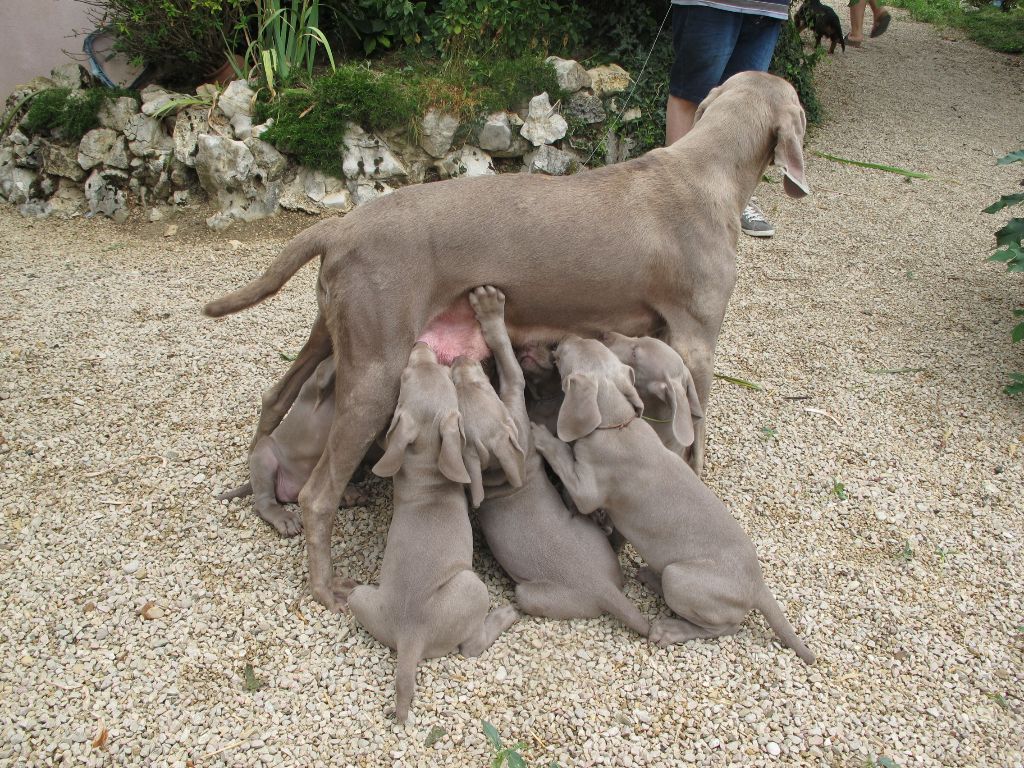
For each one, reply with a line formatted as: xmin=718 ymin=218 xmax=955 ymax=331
xmin=203 ymin=220 xmax=336 ymax=318
xmin=756 ymin=587 xmax=816 ymax=665
xmin=394 ymin=639 xmax=421 ymax=724
xmin=215 ymin=481 xmax=252 ymax=501
xmin=599 ymin=587 xmax=651 ymax=637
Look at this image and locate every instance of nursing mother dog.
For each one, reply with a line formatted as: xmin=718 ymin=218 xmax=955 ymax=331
xmin=204 ymin=71 xmax=810 ymax=612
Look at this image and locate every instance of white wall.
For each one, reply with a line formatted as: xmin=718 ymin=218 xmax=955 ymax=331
xmin=0 ymin=0 xmax=96 ymax=99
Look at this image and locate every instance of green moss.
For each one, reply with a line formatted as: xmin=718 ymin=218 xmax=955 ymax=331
xmin=21 ymin=87 xmax=140 ymax=142
xmin=887 ymin=0 xmax=1024 ymax=53
xmin=256 ymin=56 xmax=562 ymax=176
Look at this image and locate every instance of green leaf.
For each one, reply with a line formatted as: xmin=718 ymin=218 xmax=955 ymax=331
xmin=506 ymin=751 xmax=527 ymax=768
xmin=279 ymin=350 xmax=297 ymax=361
xmin=424 ymin=725 xmax=446 ymax=747
xmin=876 ymin=758 xmax=901 ymax=768
xmin=243 ymin=663 xmax=264 ymax=691
xmin=714 ymin=373 xmax=763 ymax=391
xmin=482 ymin=720 xmax=502 ymax=750
xmin=866 ymin=367 xmax=926 ymax=374
xmin=997 ymin=149 xmax=1024 ymax=165
xmin=1012 ymin=322 xmax=1024 ymax=344
xmin=988 ymin=244 xmax=1022 ymax=263
xmin=812 ymin=150 xmax=930 ymax=179
xmin=995 ymin=218 xmax=1024 ymax=248
xmin=983 ymin=192 xmax=1024 ymax=214
xmin=1005 ymin=374 xmax=1024 ymax=396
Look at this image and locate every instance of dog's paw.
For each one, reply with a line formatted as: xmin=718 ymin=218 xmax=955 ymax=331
xmin=340 ymin=482 xmax=370 ymax=508
xmin=311 ymin=577 xmax=356 ymax=613
xmin=259 ymin=505 xmax=303 ymax=538
xmin=468 ymin=285 xmax=505 ymax=322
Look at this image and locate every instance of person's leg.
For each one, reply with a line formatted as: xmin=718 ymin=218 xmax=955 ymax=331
xmin=666 ymin=6 xmax=742 ymax=145
xmin=848 ymin=0 xmax=867 ymax=44
xmin=868 ymin=0 xmax=891 ymax=37
xmin=721 ymin=14 xmax=784 ymax=237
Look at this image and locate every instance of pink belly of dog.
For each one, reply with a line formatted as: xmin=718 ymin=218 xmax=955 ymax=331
xmin=417 ymin=298 xmax=491 ymax=365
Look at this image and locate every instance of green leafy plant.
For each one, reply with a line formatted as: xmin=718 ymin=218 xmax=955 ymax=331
xmin=761 ymin=426 xmax=779 ymax=441
xmin=431 ymin=0 xmax=579 ymax=59
xmin=897 ymin=540 xmax=914 ymax=562
xmin=982 ymin=150 xmax=1024 ymax=395
xmin=243 ymin=662 xmax=265 ymax=691
xmin=228 ymin=0 xmax=337 ymax=98
xmin=483 ymin=720 xmax=529 ymax=768
xmin=831 ymin=479 xmax=848 ymax=500
xmin=350 ymin=0 xmax=430 ymax=55
xmin=79 ymin=0 xmax=245 ymax=85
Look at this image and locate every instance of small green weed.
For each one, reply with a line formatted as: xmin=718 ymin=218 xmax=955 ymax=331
xmin=243 ymin=662 xmax=265 ymax=692
xmin=831 ymin=480 xmax=848 ymax=500
xmin=761 ymin=426 xmax=779 ymax=441
xmin=481 ymin=720 xmax=561 ymax=768
xmin=424 ymin=724 xmax=446 ymax=747
xmin=897 ymin=540 xmax=914 ymax=562
xmin=989 ymin=692 xmax=1010 ymax=710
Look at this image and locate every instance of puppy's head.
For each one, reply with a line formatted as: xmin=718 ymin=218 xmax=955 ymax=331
xmin=451 ymin=356 xmax=525 ymax=506
xmin=372 ymin=343 xmax=470 ymax=483
xmin=517 ymin=341 xmax=561 ymax=398
xmin=601 ymin=333 xmax=704 ymax=453
xmin=551 ymin=336 xmax=644 ymax=442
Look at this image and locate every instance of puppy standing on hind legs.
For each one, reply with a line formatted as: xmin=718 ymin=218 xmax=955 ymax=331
xmin=342 ymin=343 xmax=518 ymax=723
xmin=531 ymin=337 xmax=815 ymax=663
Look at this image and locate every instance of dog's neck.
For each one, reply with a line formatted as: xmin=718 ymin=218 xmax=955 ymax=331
xmin=665 ymin=108 xmax=774 ymax=218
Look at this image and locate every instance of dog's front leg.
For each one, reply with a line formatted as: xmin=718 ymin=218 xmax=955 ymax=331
xmin=530 ymin=424 xmax=603 ymax=514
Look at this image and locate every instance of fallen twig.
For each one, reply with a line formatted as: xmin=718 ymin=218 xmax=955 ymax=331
xmin=803 ymin=407 xmax=842 ymax=427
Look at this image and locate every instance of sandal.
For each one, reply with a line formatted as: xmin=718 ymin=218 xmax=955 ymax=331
xmin=844 ymin=33 xmax=863 ymax=47
xmin=870 ymin=11 xmax=891 ymax=38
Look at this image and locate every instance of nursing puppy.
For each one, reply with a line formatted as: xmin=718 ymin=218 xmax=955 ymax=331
xmin=345 ymin=343 xmax=518 ymax=723
xmin=601 ymin=332 xmax=704 ymax=462
xmin=531 ymin=336 xmax=815 ymax=663
xmin=453 ymin=287 xmax=649 ymax=636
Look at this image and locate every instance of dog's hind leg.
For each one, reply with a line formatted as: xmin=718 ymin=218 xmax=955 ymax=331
xmin=250 ymin=310 xmax=332 ymax=452
xmin=299 ymin=358 xmax=402 ymax=612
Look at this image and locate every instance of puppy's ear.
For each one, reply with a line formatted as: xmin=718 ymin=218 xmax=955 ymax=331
xmin=463 ymin=441 xmax=486 ymax=508
xmin=651 ymin=372 xmax=704 ymax=451
xmin=491 ymin=418 xmax=526 ymax=490
xmin=557 ymin=373 xmax=601 ymax=442
xmin=775 ymin=104 xmax=810 ymax=198
xmin=372 ymin=410 xmax=417 ymax=477
xmin=618 ymin=366 xmax=645 ymax=417
xmin=438 ymin=411 xmax=472 ymax=484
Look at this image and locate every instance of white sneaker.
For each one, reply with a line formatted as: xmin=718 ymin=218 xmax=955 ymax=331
xmin=741 ymin=200 xmax=775 ymax=237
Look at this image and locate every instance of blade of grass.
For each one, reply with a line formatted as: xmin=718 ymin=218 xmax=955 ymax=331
xmin=812 ymin=150 xmax=931 ymax=179
xmin=714 ymin=373 xmax=763 ymax=391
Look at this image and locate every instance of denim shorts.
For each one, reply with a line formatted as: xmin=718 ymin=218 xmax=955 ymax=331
xmin=669 ymin=5 xmax=783 ymax=103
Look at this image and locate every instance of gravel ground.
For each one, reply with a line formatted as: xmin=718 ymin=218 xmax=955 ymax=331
xmin=2 ymin=10 xmax=1024 ymax=767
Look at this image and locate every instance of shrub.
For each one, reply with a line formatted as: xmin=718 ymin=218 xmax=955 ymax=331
xmin=769 ymin=20 xmax=824 ymax=124
xmin=79 ymin=0 xmax=244 ymax=85
xmin=21 ymin=87 xmax=139 ymax=142
xmin=348 ymin=0 xmax=432 ymax=55
xmin=430 ymin=0 xmax=582 ymax=58
xmin=983 ymin=149 xmax=1024 ymax=395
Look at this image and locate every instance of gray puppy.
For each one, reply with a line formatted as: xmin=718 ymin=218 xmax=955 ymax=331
xmin=216 ymin=356 xmax=365 ymax=537
xmin=345 ymin=343 xmax=519 ymax=723
xmin=452 ymin=287 xmax=649 ymax=636
xmin=531 ymin=336 xmax=815 ymax=663
xmin=601 ymin=332 xmax=704 ymax=461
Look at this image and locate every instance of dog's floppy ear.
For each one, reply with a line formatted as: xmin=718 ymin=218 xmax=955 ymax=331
xmin=372 ymin=409 xmax=418 ymax=477
xmin=437 ymin=411 xmax=472 ymax=484
xmin=775 ymin=104 xmax=810 ymax=198
xmin=618 ymin=365 xmax=645 ymax=418
xmin=463 ymin=440 xmax=486 ymax=508
xmin=557 ymin=373 xmax=602 ymax=442
xmin=491 ymin=417 xmax=526 ymax=490
xmin=651 ymin=372 xmax=705 ymax=451
xmin=693 ymin=85 xmax=722 ymax=125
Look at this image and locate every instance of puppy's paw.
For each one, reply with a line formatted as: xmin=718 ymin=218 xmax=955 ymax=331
xmin=311 ymin=577 xmax=356 ymax=613
xmin=340 ymin=482 xmax=369 ymax=508
xmin=259 ymin=504 xmax=303 ymax=538
xmin=468 ymin=285 xmax=505 ymax=323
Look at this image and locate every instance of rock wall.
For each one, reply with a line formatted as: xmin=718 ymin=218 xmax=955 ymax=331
xmin=0 ymin=59 xmax=637 ymax=229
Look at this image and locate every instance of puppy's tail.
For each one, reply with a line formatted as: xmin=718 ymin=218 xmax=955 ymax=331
xmin=599 ymin=588 xmax=651 ymax=637
xmin=216 ymin=481 xmax=253 ymax=501
xmin=394 ymin=639 xmax=421 ymax=724
xmin=203 ymin=219 xmax=337 ymax=318
xmin=757 ymin=588 xmax=816 ymax=665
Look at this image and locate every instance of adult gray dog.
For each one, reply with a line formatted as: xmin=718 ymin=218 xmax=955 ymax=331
xmin=204 ymin=71 xmax=809 ymax=611
xmin=453 ymin=287 xmax=649 ymax=636
xmin=345 ymin=342 xmax=518 ymax=723
xmin=530 ymin=336 xmax=815 ymax=664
